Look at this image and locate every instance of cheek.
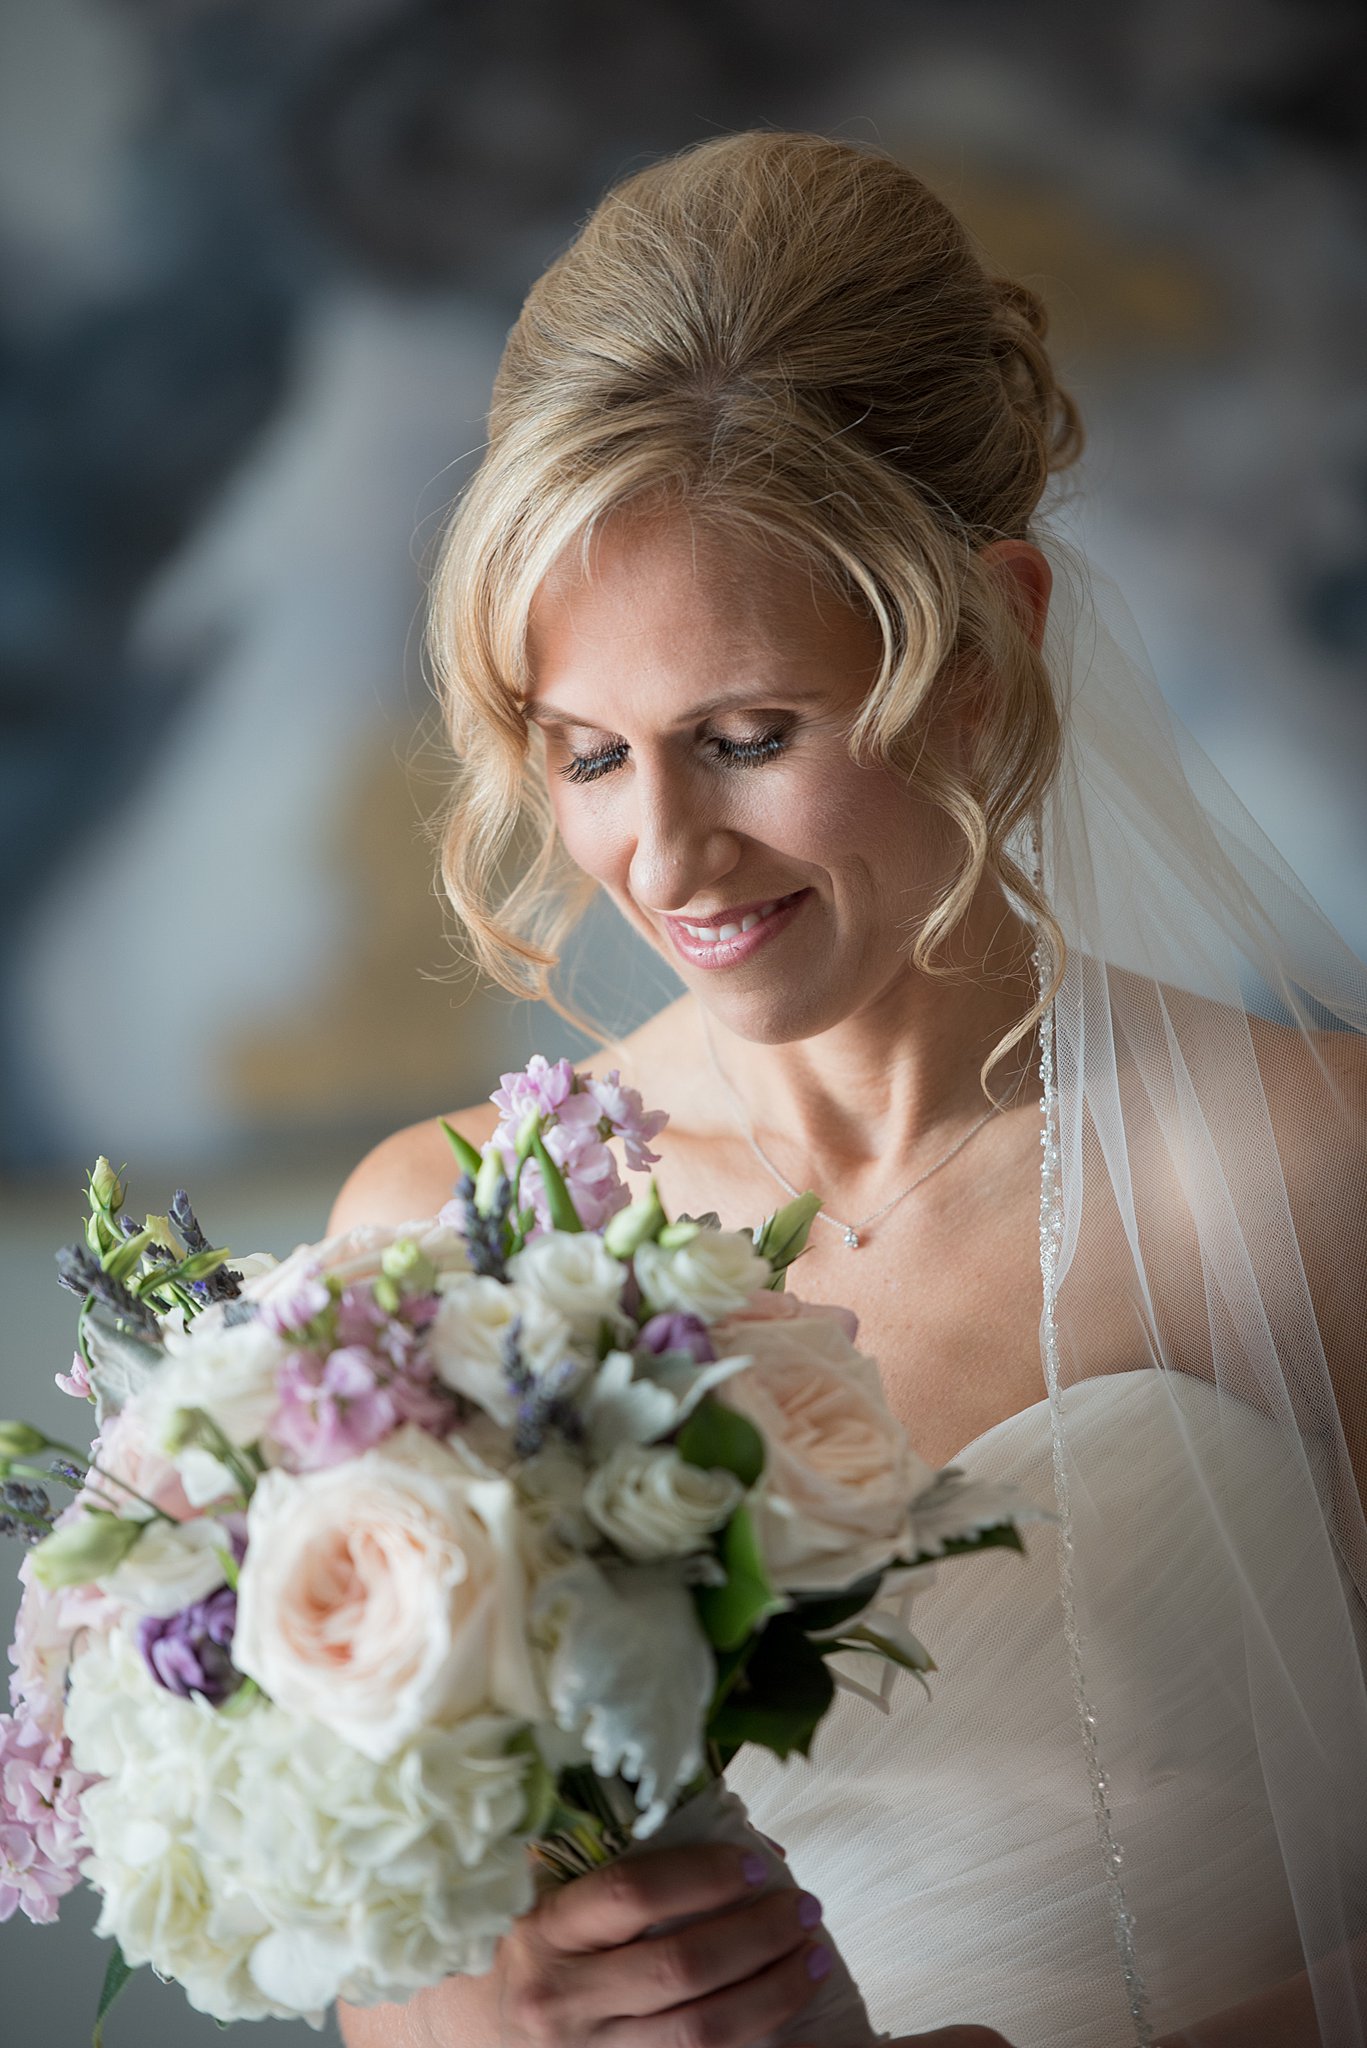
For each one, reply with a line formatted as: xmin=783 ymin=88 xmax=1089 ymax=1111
xmin=549 ymin=789 xmax=629 ymax=884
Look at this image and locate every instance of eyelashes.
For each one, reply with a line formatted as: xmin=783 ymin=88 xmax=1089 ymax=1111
xmin=559 ymin=728 xmax=790 ymax=786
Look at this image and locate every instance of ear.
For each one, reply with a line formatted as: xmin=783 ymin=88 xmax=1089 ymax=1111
xmin=978 ymin=538 xmax=1052 ymax=653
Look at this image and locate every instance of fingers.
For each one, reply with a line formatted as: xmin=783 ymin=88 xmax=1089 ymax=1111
xmin=596 ymin=1935 xmax=832 ymax=2048
xmin=572 ymin=1885 xmax=824 ymax=2020
xmin=533 ymin=1842 xmax=770 ymax=1953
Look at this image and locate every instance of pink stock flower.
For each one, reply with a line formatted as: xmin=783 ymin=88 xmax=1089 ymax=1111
xmin=491 ymin=1054 xmax=575 ymax=1126
xmin=263 ymin=1273 xmax=332 ymax=1338
xmin=0 ymin=1707 xmax=94 ymax=1924
xmin=584 ymin=1068 xmax=669 ymax=1171
xmin=270 ymin=1348 xmax=400 ymax=1468
xmin=54 ymin=1351 xmax=92 ymax=1401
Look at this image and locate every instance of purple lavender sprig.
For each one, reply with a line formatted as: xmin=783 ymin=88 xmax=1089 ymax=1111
xmin=501 ymin=1319 xmax=585 ymax=1459
xmin=54 ymin=1243 xmax=159 ymax=1335
xmin=455 ymin=1171 xmax=513 ymax=1280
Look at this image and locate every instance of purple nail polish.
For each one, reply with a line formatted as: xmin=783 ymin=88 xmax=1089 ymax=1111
xmin=797 ymin=1891 xmax=823 ymax=1930
xmin=741 ymin=1851 xmax=769 ymax=1885
xmin=807 ymin=1944 xmax=833 ymax=1981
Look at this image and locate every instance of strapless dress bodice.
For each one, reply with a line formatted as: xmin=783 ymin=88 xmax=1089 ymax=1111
xmin=724 ymin=1368 xmax=1345 ymax=2047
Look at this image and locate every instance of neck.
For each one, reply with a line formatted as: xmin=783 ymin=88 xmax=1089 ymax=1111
xmin=699 ymin=900 xmax=1041 ymax=1194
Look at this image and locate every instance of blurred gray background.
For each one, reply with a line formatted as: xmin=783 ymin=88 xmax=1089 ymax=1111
xmin=2 ymin=0 xmax=1364 ymax=2040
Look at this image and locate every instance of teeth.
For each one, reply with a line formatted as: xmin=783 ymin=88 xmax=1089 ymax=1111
xmin=682 ymin=899 xmax=782 ymax=944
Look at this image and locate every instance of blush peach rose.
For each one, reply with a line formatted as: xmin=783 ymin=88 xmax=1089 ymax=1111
xmin=231 ymin=1425 xmax=544 ymax=1761
xmin=710 ymin=1312 xmax=937 ymax=1592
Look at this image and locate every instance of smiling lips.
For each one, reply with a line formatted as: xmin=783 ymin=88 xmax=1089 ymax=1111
xmin=663 ymin=889 xmax=809 ymax=968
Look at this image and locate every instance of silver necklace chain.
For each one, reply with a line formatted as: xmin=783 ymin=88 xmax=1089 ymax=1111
xmin=700 ymin=1008 xmax=1003 ymax=1249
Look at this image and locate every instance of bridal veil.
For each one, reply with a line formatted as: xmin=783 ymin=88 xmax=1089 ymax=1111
xmin=1029 ymin=530 xmax=1367 ymax=2044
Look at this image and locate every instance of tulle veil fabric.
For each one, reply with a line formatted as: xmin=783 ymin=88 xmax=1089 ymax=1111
xmin=1029 ymin=532 xmax=1367 ymax=2043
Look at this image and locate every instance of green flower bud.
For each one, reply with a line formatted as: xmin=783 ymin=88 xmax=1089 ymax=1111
xmin=603 ymin=1181 xmax=667 ymax=1260
xmin=474 ymin=1146 xmax=509 ymax=1217
xmin=0 ymin=1421 xmax=49 ymax=1461
xmin=89 ymin=1157 xmax=126 ymax=1214
xmin=514 ymin=1107 xmax=542 ymax=1163
xmin=29 ymin=1509 xmax=144 ymax=1590
xmin=380 ymin=1237 xmax=436 ymax=1296
xmin=657 ymin=1219 xmax=702 ymax=1251
xmin=372 ymin=1275 xmax=401 ymax=1316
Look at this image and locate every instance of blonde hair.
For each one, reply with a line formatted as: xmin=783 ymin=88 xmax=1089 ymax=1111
xmin=427 ymin=129 xmax=1081 ymax=1092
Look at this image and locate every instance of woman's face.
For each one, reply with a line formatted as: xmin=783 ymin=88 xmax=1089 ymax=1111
xmin=524 ymin=508 xmax=966 ymax=1044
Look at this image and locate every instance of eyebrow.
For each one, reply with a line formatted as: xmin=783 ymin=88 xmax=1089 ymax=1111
xmin=523 ymin=685 xmax=825 ymax=731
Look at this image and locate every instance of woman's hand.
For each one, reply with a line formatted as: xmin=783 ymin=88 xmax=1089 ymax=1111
xmin=337 ymin=1835 xmax=830 ymax=2048
xmin=487 ymin=1836 xmax=830 ymax=2047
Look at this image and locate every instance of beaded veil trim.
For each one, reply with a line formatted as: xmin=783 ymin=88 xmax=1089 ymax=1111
xmin=1033 ymin=907 xmax=1154 ymax=2047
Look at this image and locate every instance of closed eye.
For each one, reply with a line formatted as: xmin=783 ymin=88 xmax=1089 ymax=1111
xmin=558 ymin=727 xmax=790 ymax=785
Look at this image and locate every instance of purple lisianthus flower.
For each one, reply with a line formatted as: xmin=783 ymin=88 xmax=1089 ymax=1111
xmin=137 ymin=1586 xmax=241 ymax=1706
xmin=637 ymin=1311 xmax=717 ymax=1364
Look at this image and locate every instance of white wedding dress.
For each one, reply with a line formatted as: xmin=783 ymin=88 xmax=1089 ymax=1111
xmin=725 ymin=1366 xmax=1363 ymax=2047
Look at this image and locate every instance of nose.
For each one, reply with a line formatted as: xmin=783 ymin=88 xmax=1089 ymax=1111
xmin=626 ymin=762 xmax=742 ymax=915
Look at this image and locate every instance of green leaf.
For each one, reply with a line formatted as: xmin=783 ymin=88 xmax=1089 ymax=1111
xmin=676 ymin=1398 xmax=765 ymax=1489
xmin=694 ymin=1505 xmax=787 ymax=1651
xmin=92 ymin=1939 xmax=135 ymax=2047
xmin=530 ymin=1131 xmax=583 ymax=1233
xmin=785 ymin=1572 xmax=885 ymax=1635
xmin=708 ymin=1616 xmax=835 ymax=1760
xmin=439 ymin=1118 xmax=484 ymax=1179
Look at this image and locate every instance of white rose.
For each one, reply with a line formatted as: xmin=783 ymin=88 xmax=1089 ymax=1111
xmin=427 ymin=1274 xmax=575 ymax=1426
xmin=583 ymin=1445 xmax=743 ymax=1561
xmin=232 ymin=1424 xmax=544 ymax=1759
xmin=712 ymin=1314 xmax=936 ymax=1592
xmin=633 ymin=1230 xmax=771 ymax=1321
xmin=96 ymin=1513 xmax=237 ymax=1617
xmin=507 ymin=1231 xmax=628 ymax=1343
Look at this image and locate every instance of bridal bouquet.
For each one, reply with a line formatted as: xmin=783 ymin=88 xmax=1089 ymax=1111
xmin=1 ymin=1057 xmax=1043 ymax=2043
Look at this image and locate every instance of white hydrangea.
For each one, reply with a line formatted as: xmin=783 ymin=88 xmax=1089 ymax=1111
xmin=64 ymin=1626 xmax=537 ymax=2028
xmin=633 ymin=1230 xmax=771 ymax=1321
xmin=583 ymin=1445 xmax=743 ymax=1561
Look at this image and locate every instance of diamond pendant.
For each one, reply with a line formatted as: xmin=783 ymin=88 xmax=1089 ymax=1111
xmin=843 ymin=1226 xmax=860 ymax=1249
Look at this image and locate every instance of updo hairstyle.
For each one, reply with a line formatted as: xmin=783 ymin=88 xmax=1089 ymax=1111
xmin=427 ymin=130 xmax=1082 ymax=1085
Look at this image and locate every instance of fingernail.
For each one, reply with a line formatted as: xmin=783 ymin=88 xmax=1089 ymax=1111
xmin=807 ymin=1944 xmax=833 ymax=1981
xmin=797 ymin=1891 xmax=823 ymax=1930
xmin=741 ymin=1851 xmax=769 ymax=1885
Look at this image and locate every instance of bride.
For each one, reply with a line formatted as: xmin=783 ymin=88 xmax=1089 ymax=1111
xmin=330 ymin=134 xmax=1367 ymax=2047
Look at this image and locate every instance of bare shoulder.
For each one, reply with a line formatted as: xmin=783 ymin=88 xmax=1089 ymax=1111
xmin=327 ymin=1099 xmax=500 ymax=1234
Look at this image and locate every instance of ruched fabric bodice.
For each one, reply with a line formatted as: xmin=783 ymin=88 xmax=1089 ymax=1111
xmin=724 ymin=1368 xmax=1333 ymax=2047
